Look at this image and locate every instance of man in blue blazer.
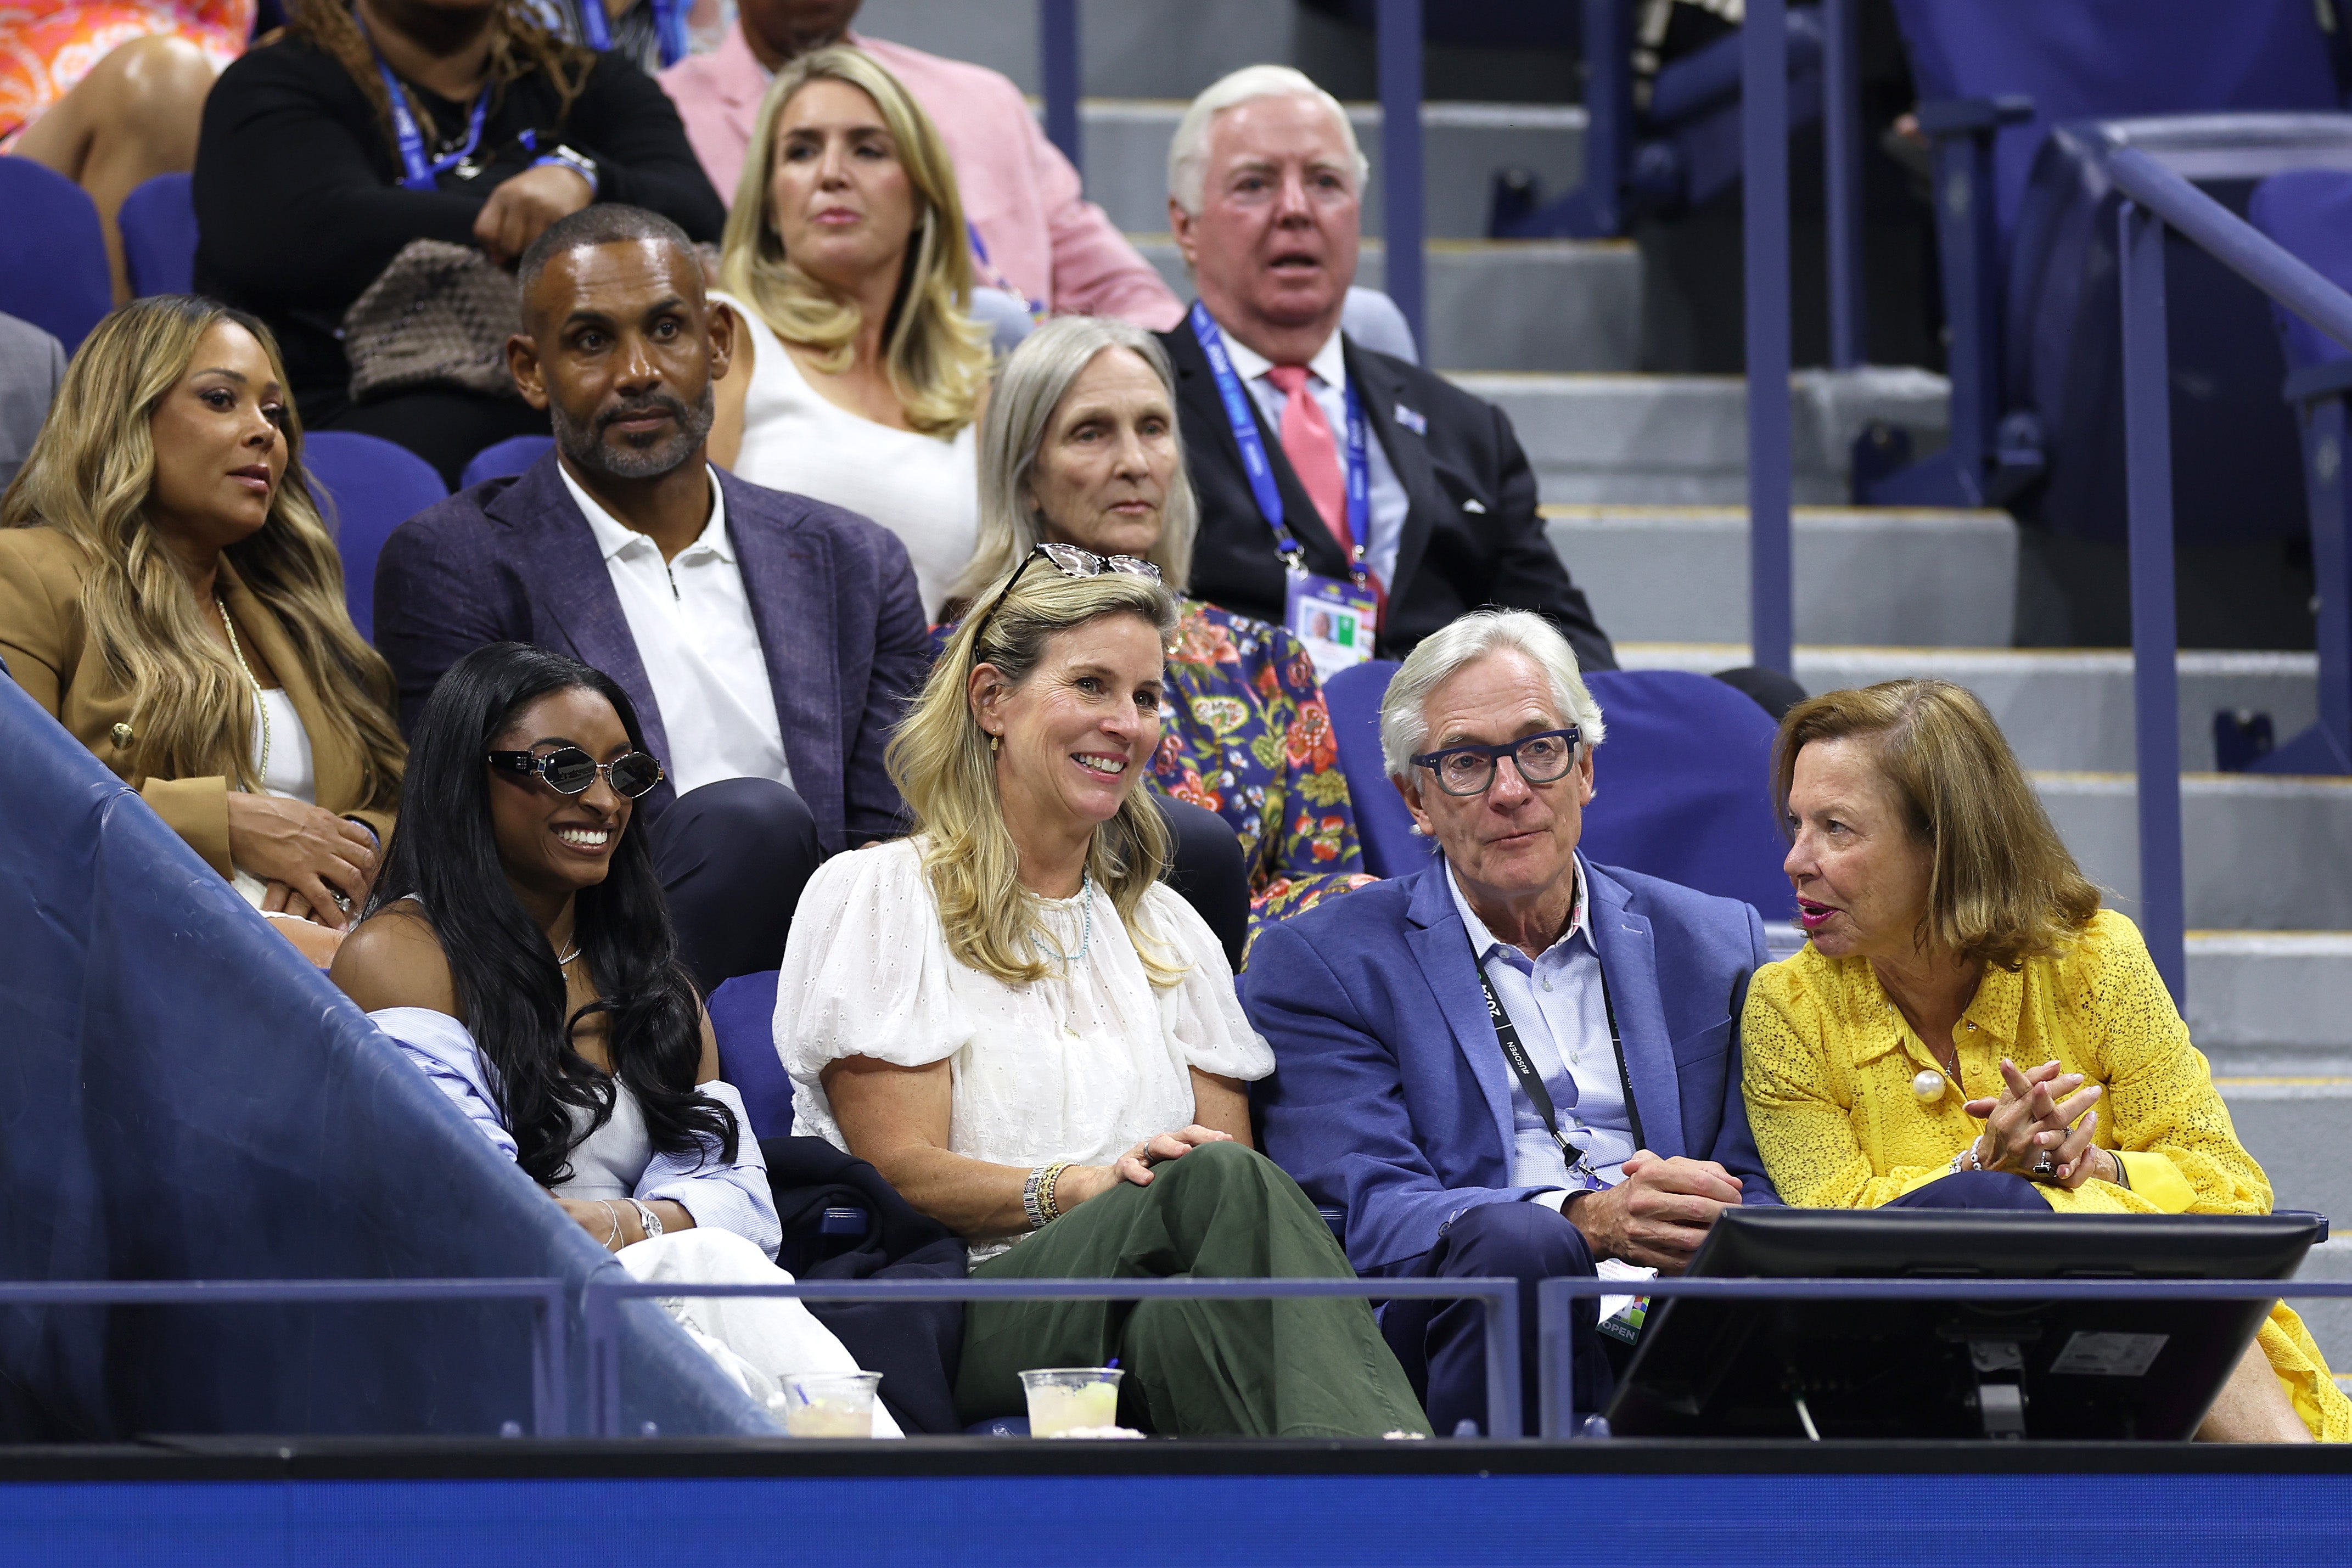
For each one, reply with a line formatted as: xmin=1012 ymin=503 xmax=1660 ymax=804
xmin=1243 ymin=610 xmax=1777 ymax=1436
xmin=373 ymin=206 xmax=933 ymax=988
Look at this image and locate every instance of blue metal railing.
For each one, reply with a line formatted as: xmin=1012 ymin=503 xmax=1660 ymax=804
xmin=0 ymin=1278 xmax=569 ymax=1436
xmin=1536 ymin=1274 xmax=2352 ymax=1441
xmin=1743 ymin=0 xmax=1797 ymax=679
xmin=1039 ymin=0 xmax=1080 ymax=171
xmin=582 ymin=1275 xmax=1519 ymax=1439
xmin=1376 ymin=0 xmax=1427 ymax=353
xmin=2100 ymin=146 xmax=2352 ymax=1001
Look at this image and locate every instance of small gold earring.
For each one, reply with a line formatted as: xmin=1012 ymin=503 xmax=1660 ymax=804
xmin=989 ymin=732 xmax=1001 ymax=754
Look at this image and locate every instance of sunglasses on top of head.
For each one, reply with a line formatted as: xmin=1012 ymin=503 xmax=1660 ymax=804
xmin=968 ymin=542 xmax=1163 ymax=657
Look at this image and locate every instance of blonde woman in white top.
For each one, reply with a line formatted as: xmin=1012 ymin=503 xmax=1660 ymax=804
xmin=709 ymin=44 xmax=988 ymax=620
xmin=776 ymin=554 xmax=1428 ymax=1438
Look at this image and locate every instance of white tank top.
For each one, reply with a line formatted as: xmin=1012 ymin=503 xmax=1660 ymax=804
xmin=553 ymin=1081 xmax=656 ymax=1202
xmin=715 ymin=288 xmax=980 ymax=622
xmin=231 ymin=685 xmax=320 ymax=910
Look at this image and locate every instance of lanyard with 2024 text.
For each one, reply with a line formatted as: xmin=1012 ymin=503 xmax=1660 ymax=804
xmin=1467 ymin=932 xmax=1621 ymax=1190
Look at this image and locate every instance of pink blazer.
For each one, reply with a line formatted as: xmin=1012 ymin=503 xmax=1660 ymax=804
xmin=659 ymin=27 xmax=1183 ymax=330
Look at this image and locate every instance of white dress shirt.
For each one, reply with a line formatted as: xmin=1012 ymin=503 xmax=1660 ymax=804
xmin=1216 ymin=321 xmax=1410 ymax=589
xmin=558 ymin=463 xmax=793 ymax=799
xmin=1446 ymin=855 xmax=1636 ymax=1203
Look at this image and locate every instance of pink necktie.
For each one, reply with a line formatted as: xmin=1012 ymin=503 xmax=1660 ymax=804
xmin=1264 ymin=363 xmax=1354 ymax=559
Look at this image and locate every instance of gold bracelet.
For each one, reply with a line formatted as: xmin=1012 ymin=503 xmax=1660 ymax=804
xmin=1037 ymin=1160 xmax=1073 ymax=1224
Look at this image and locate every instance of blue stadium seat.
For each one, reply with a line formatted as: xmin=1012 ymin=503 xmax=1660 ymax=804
xmin=302 ymin=431 xmax=448 ymax=643
xmin=119 ymin=173 xmax=197 ymax=298
xmin=0 ymin=156 xmax=113 ymax=352
xmin=460 ymin=433 xmax=555 ymax=490
xmin=1579 ymin=670 xmax=1794 ymax=920
xmin=1322 ymin=659 xmax=1433 ymax=879
xmin=1322 ymin=661 xmax=1794 ymax=921
xmin=705 ymin=969 xmax=793 ymax=1139
xmin=1494 ymin=0 xmax=1826 ymax=238
xmin=1859 ymin=0 xmax=2348 ymax=544
xmin=2248 ymin=168 xmax=2352 ymax=772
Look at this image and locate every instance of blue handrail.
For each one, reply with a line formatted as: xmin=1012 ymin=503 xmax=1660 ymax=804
xmin=1535 ymin=1274 xmax=2352 ymax=1440
xmin=582 ymin=1275 xmax=1520 ymax=1439
xmin=1743 ymin=0 xmax=1796 ymax=677
xmin=1039 ymin=0 xmax=1080 ymax=171
xmin=2099 ymin=144 xmax=2352 ymax=1003
xmin=1377 ymin=0 xmax=1427 ymax=353
xmin=0 ymin=1278 xmax=569 ymax=1435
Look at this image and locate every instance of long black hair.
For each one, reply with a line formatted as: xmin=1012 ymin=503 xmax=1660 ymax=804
xmin=367 ymin=642 xmax=736 ymax=1183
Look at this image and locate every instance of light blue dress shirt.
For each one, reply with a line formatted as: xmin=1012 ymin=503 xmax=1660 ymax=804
xmin=1218 ymin=322 xmax=1411 ymax=589
xmin=1446 ymin=856 xmax=1636 ymax=1194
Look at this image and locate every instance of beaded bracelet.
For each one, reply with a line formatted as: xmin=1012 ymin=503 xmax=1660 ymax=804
xmin=1038 ymin=1161 xmax=1073 ymax=1225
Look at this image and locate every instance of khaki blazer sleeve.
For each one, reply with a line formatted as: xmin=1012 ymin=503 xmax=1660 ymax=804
xmin=0 ymin=529 xmax=240 ymax=876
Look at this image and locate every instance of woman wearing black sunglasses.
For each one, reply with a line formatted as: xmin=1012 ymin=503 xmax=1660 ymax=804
xmin=331 ymin=642 xmax=896 ymax=1427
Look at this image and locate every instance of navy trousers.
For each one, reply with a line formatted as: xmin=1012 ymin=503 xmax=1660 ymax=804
xmin=644 ymin=778 xmax=821 ymax=993
xmin=1387 ymin=1173 xmax=2050 ymax=1436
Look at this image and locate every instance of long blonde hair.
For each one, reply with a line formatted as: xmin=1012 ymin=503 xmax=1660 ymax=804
xmin=948 ymin=317 xmax=1198 ymax=610
xmin=0 ymin=297 xmax=405 ymax=808
xmin=719 ymin=45 xmax=989 ymax=438
xmin=888 ymin=565 xmax=1184 ymax=987
xmin=1771 ymin=679 xmax=2100 ymax=970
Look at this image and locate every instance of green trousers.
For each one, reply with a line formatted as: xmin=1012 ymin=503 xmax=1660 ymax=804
xmin=952 ymin=1140 xmax=1431 ymax=1438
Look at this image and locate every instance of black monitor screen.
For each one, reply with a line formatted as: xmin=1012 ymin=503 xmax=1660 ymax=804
xmin=1604 ymin=1209 xmax=2321 ymax=1441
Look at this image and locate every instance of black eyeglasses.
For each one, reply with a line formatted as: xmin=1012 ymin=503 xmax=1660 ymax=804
xmin=487 ymin=746 xmax=666 ymax=799
xmin=1409 ymin=727 xmax=1582 ymax=797
xmin=968 ymin=543 xmax=1163 ymax=658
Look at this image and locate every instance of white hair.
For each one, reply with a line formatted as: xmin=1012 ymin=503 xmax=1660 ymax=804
xmin=1167 ymin=64 xmax=1369 ymax=217
xmin=1379 ymin=611 xmax=1608 ymax=782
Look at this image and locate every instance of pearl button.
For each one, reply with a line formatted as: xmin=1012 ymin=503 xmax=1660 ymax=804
xmin=1912 ymin=1069 xmax=1946 ymax=1102
xmin=1542 ymin=980 xmax=1554 ymax=992
xmin=1570 ymin=1053 xmax=1581 ymax=1065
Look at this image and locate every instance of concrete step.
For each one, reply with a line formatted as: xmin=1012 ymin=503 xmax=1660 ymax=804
xmin=1131 ymin=237 xmax=1640 ymax=373
xmin=1632 ymin=731 xmax=2351 ymax=931
xmin=2033 ymin=771 xmax=2352 ymax=933
xmin=1619 ymin=644 xmax=2320 ymax=774
xmin=1456 ymin=368 xmax=1954 ymax=505
xmin=1084 ymin=100 xmax=1586 ymax=239
xmin=1552 ymin=507 xmax=2016 ymax=648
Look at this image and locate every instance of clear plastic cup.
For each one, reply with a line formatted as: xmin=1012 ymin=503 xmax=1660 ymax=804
xmin=771 ymin=1370 xmax=883 ymax=1437
xmin=1019 ymin=1367 xmax=1125 ymax=1435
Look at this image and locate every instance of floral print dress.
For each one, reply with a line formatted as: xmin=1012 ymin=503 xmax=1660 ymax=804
xmin=1150 ymin=600 xmax=1377 ymax=958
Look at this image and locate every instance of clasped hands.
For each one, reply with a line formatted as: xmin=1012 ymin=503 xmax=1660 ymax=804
xmin=1563 ymin=1151 xmax=1744 ymax=1275
xmin=1961 ymin=1057 xmax=2115 ymax=1191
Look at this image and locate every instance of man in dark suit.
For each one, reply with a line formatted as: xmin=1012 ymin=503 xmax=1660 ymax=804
xmin=1242 ymin=611 xmax=1770 ymax=1436
xmin=373 ymin=205 xmax=932 ymax=989
xmin=1159 ymin=66 xmax=1614 ymax=671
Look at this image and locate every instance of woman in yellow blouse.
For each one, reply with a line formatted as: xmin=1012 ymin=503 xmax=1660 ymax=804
xmin=1742 ymin=678 xmax=2348 ymax=1442
xmin=0 ymin=297 xmax=405 ymax=965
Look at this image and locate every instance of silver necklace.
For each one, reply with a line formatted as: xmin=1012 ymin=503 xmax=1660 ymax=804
xmin=217 ymin=597 xmax=271 ymax=785
xmin=555 ymin=942 xmax=580 ymax=968
xmin=1030 ymin=869 xmax=1095 ymax=965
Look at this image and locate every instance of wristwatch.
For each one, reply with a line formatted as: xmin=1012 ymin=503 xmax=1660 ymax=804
xmin=533 ymin=144 xmax=600 ymax=198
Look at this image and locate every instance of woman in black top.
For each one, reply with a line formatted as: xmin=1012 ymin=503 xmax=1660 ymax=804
xmin=193 ymin=0 xmax=725 ymax=486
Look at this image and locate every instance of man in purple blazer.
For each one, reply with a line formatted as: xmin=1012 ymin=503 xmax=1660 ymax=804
xmin=373 ymin=206 xmax=931 ymax=989
xmin=1241 ymin=610 xmax=1778 ymax=1437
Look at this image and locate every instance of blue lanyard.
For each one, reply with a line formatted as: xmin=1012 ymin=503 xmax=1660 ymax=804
xmin=364 ymin=31 xmax=489 ymax=192
xmin=1187 ymin=301 xmax=1371 ymax=580
xmin=577 ymin=0 xmax=688 ymax=68
xmin=965 ymin=222 xmax=1045 ymax=316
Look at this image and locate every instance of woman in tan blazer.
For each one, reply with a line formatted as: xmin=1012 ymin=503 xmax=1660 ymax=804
xmin=0 ymin=296 xmax=405 ymax=963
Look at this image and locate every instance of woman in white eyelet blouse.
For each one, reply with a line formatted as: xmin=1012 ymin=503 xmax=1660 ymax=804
xmin=775 ymin=557 xmax=1427 ymax=1438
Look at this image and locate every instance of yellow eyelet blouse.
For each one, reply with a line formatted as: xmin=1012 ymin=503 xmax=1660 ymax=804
xmin=1741 ymin=907 xmax=2350 ymax=1441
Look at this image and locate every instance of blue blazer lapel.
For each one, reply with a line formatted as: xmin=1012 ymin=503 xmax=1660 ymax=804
xmin=723 ymin=473 xmax=845 ymax=838
xmin=500 ymin=455 xmax=674 ymax=806
xmin=1402 ymin=866 xmax=1518 ymax=1167
xmin=1585 ymin=861 xmax=1685 ymax=1157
